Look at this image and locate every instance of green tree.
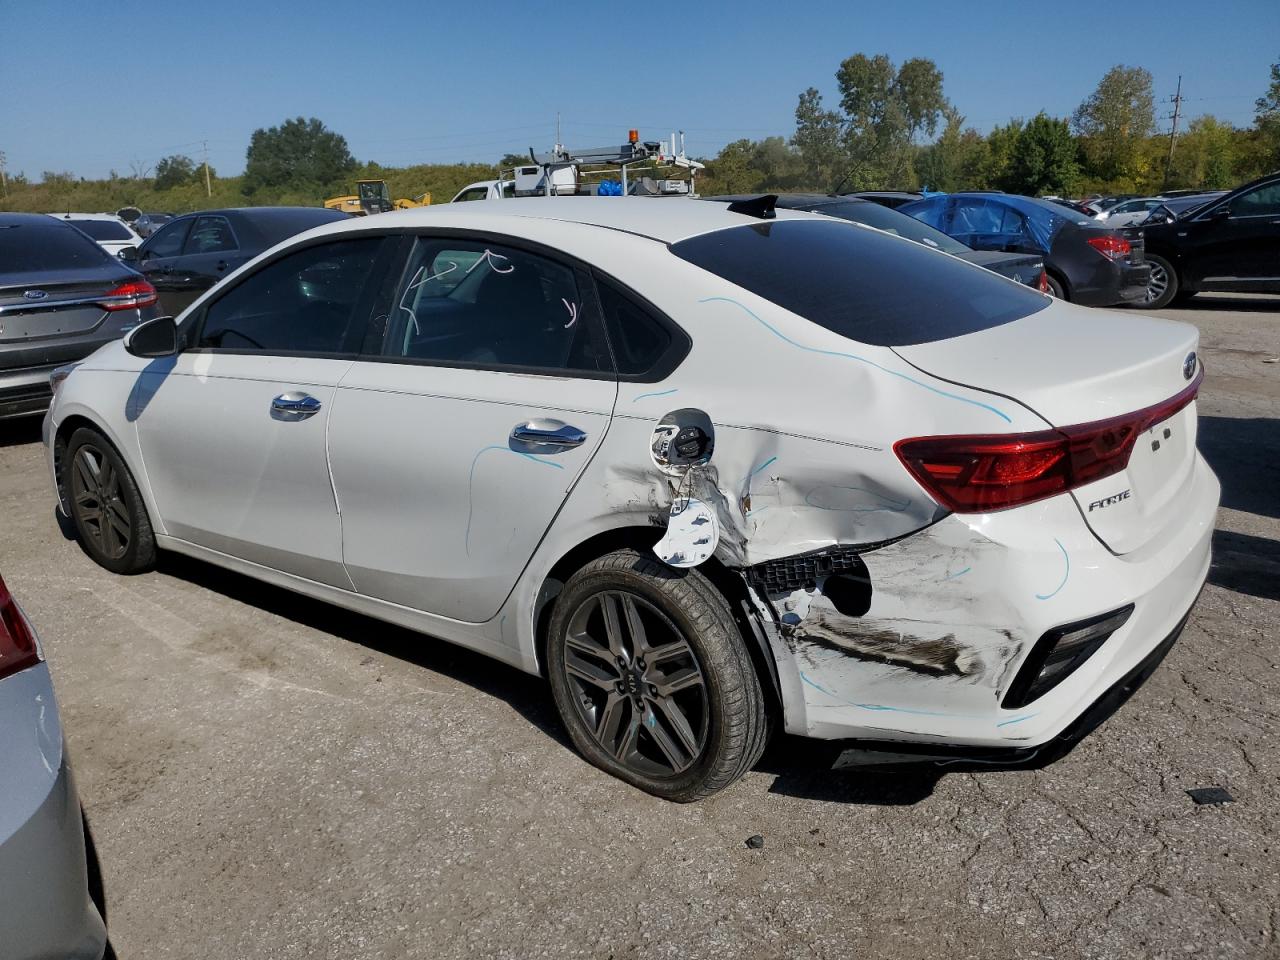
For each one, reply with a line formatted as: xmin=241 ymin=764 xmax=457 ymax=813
xmin=1005 ymin=113 xmax=1079 ymax=195
xmin=242 ymin=117 xmax=356 ymax=200
xmin=915 ymin=108 xmax=991 ymax=191
xmin=1169 ymin=116 xmax=1238 ymax=189
xmin=700 ymin=137 xmax=808 ymax=195
xmin=1255 ymin=58 xmax=1280 ymax=168
xmin=983 ymin=120 xmax=1024 ymax=189
xmin=792 ymin=87 xmax=844 ymax=189
xmin=1071 ymin=65 xmax=1157 ymax=185
xmin=154 ymin=154 xmax=197 ymax=190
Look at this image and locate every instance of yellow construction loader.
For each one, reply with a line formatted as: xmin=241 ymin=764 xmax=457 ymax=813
xmin=324 ymin=180 xmax=430 ymax=216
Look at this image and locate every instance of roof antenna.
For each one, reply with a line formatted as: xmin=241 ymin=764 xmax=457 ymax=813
xmin=829 ymin=169 xmax=853 ymax=197
xmin=726 ymin=194 xmax=777 ymax=220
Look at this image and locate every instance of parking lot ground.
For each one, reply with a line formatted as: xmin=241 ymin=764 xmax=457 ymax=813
xmin=1 ymin=294 xmax=1277 ymax=960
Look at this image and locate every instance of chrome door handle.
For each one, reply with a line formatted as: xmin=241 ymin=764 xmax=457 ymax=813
xmin=271 ymin=392 xmax=322 ymax=421
xmin=510 ymin=419 xmax=587 ymax=449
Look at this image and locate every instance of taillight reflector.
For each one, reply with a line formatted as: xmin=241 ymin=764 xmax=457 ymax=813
xmin=99 ymin=279 xmax=157 ymax=311
xmin=1038 ymin=270 xmax=1050 ymax=293
xmin=1086 ymin=235 xmax=1131 ymax=261
xmin=895 ymin=368 xmax=1203 ymax=513
xmin=0 ymin=574 xmax=41 ymax=681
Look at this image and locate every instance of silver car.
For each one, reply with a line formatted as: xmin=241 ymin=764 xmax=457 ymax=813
xmin=0 ymin=571 xmax=108 ymax=958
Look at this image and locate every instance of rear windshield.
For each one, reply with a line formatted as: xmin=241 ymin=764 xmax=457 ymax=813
xmin=0 ymin=220 xmax=111 ymax=273
xmin=811 ymin=200 xmax=970 ymax=255
xmin=252 ymin=209 xmax=349 ymax=246
xmin=66 ymin=219 xmax=133 ymax=241
xmin=670 ymin=219 xmax=1048 ymax=347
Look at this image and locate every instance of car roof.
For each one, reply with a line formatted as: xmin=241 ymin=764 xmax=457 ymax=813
xmin=45 ymin=212 xmax=125 ymax=221
xmin=323 ymin=196 xmax=817 ymax=244
xmin=1 ymin=212 xmax=84 ymax=229
xmin=706 ymin=193 xmax=861 ymax=211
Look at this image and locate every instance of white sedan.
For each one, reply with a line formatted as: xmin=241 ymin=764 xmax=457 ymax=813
xmin=43 ymin=197 xmax=1218 ymax=800
xmin=46 ymin=213 xmax=141 ymax=257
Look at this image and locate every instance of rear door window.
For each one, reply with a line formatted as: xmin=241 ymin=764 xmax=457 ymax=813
xmin=379 ymin=238 xmax=609 ymax=373
xmin=184 ymin=217 xmax=238 ymax=254
xmin=670 ymin=219 xmax=1049 ymax=347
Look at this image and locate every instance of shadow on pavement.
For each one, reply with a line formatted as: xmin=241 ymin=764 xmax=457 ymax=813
xmin=1179 ymin=294 xmax=1280 ymax=313
xmin=154 ymin=552 xmax=574 ymax=752
xmin=760 ymin=735 xmax=945 ymax=805
xmin=1199 ymin=416 xmax=1279 ymax=520
xmin=1208 ymin=529 xmax=1280 ymax=603
xmin=0 ymin=416 xmax=42 ymax=448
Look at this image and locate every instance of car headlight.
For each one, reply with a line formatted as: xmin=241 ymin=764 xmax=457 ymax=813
xmin=49 ymin=363 xmax=82 ymax=395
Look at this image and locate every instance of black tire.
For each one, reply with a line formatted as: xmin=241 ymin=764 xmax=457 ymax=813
xmin=1141 ymin=253 xmax=1179 ymax=309
xmin=547 ymin=549 xmax=768 ymax=801
xmin=1045 ymin=273 xmax=1067 ymax=300
xmin=65 ymin=427 xmax=156 ymax=574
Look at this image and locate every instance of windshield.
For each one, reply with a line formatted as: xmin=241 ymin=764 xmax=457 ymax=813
xmin=809 ymin=200 xmax=970 ymax=254
xmin=670 ymin=219 xmax=1048 ymax=348
xmin=65 ymin=219 xmax=133 ymax=241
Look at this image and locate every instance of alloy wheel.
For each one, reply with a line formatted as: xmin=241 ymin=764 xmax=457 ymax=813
xmin=562 ymin=590 xmax=709 ymax=777
xmin=71 ymin=444 xmax=131 ymax=561
xmin=1144 ymin=260 xmax=1169 ymax=306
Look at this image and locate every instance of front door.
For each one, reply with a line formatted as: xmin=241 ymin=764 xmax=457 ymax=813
xmin=135 ymin=234 xmax=395 ymax=587
xmin=328 ymin=235 xmax=617 ymax=622
xmin=1187 ymin=181 xmax=1280 ymax=290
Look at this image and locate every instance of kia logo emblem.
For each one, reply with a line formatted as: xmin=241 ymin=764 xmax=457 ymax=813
xmin=23 ymin=289 xmax=48 ymax=301
xmin=1182 ymin=352 xmax=1198 ymax=381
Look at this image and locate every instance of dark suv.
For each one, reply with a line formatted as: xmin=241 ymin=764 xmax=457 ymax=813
xmin=1140 ymin=172 xmax=1280 ymax=308
xmin=1 ymin=214 xmax=159 ymax=419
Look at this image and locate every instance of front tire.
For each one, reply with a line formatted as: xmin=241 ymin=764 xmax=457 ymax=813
xmin=1141 ymin=253 xmax=1179 ymax=309
xmin=547 ymin=549 xmax=768 ymax=801
xmin=65 ymin=427 xmax=156 ymax=574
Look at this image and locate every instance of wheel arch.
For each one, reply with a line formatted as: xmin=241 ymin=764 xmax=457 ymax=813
xmin=530 ymin=525 xmax=783 ymax=717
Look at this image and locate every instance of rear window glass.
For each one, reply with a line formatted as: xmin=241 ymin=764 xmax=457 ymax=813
xmin=670 ymin=219 xmax=1048 ymax=347
xmin=812 ymin=200 xmax=969 ymax=254
xmin=65 ymin=219 xmax=133 ymax=241
xmin=0 ymin=221 xmax=110 ymax=273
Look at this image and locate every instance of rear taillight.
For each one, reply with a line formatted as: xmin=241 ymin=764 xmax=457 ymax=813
xmin=98 ymin=279 xmax=157 ymax=311
xmin=0 ymin=575 xmax=41 ymax=681
xmin=1086 ymin=235 xmax=1131 ymax=261
xmin=895 ymin=368 xmax=1203 ymax=513
xmin=1038 ymin=270 xmax=1049 ymax=293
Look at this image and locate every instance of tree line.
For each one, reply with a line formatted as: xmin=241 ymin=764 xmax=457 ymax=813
xmin=3 ymin=57 xmax=1278 ymax=215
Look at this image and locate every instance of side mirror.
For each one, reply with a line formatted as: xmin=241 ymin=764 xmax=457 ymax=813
xmin=119 ymin=246 xmax=140 ymax=262
xmin=1209 ymin=205 xmax=1231 ymax=220
xmin=124 ymin=316 xmax=178 ymax=358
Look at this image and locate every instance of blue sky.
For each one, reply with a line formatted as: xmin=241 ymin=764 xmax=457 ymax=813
xmin=2 ymin=0 xmax=1276 ymax=179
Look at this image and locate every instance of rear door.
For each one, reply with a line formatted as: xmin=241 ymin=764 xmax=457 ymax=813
xmin=135 ymin=234 xmax=396 ymax=586
xmin=328 ymin=234 xmax=617 ymax=622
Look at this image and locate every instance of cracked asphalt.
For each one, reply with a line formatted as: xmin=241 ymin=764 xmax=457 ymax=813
xmin=1 ymin=295 xmax=1276 ymax=960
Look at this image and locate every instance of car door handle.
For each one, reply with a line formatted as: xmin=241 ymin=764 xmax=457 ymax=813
xmin=271 ymin=392 xmax=322 ymax=421
xmin=510 ymin=419 xmax=586 ymax=448
xmin=216 ymin=260 xmax=228 ymax=272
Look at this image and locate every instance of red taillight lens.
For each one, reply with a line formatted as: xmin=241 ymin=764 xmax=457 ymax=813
xmin=895 ymin=369 xmax=1203 ymax=513
xmin=1086 ymin=235 xmax=1131 ymax=261
xmin=0 ymin=575 xmax=41 ymax=681
xmin=98 ymin=279 xmax=158 ymax=311
xmin=1038 ymin=270 xmax=1050 ymax=293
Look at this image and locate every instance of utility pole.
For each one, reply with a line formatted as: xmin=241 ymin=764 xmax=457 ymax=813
xmin=0 ymin=150 xmax=7 ymax=198
xmin=201 ymin=139 xmax=212 ymax=197
xmin=1162 ymin=75 xmax=1184 ymax=191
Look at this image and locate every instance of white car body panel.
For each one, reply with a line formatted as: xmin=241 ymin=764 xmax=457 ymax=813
xmin=43 ymin=198 xmax=1218 ymax=752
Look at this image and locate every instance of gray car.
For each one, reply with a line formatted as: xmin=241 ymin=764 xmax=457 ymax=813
xmin=0 ymin=571 xmax=108 ymax=958
xmin=1 ymin=213 xmax=160 ymax=419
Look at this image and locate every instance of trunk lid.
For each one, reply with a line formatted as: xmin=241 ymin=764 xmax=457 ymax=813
xmin=893 ymin=300 xmax=1202 ymax=554
xmin=0 ymin=267 xmax=126 ymax=344
xmin=955 ymin=250 xmax=1044 ymax=288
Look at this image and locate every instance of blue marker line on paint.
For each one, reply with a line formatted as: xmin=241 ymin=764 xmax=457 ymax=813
xmin=801 ymin=670 xmax=1032 ymax=727
xmin=1035 ymin=538 xmax=1070 ymax=600
xmin=749 ymin=456 xmax=777 ymax=477
xmin=698 ymin=296 xmax=1011 ymax=423
xmin=804 ymin=486 xmax=912 ymax=513
xmin=632 ymin=388 xmax=678 ymax=403
xmin=466 ymin=445 xmax=563 ymax=555
xmin=997 ymin=713 xmax=1038 ymax=727
xmin=941 ymin=566 xmax=972 ymax=582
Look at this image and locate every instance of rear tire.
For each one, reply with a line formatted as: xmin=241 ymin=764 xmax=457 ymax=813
xmin=1141 ymin=253 xmax=1179 ymax=309
xmin=65 ymin=427 xmax=156 ymax=575
xmin=547 ymin=549 xmax=768 ymax=801
xmin=1045 ymin=274 xmax=1067 ymax=300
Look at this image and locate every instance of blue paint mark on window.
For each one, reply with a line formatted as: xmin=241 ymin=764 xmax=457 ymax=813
xmin=466 ymin=445 xmax=563 ymax=555
xmin=698 ymin=296 xmax=1012 ymax=423
xmin=632 ymin=388 xmax=678 ymax=403
xmin=1035 ymin=538 xmax=1069 ymax=600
